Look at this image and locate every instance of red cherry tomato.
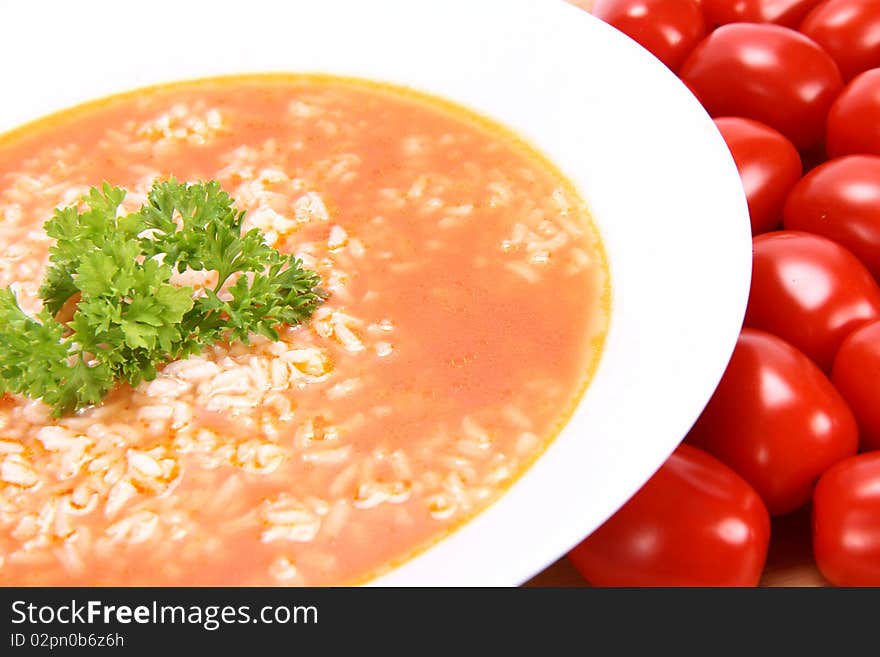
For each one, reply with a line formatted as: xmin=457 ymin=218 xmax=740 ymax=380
xmin=715 ymin=117 xmax=802 ymax=235
xmin=783 ymin=156 xmax=880 ymax=280
xmin=591 ymin=0 xmax=707 ymax=72
xmin=832 ymin=321 xmax=880 ymax=451
xmin=745 ymin=231 xmax=880 ymax=370
xmin=680 ymin=24 xmax=843 ymax=149
xmin=702 ymin=0 xmax=824 ymax=27
xmin=800 ymin=0 xmax=880 ymax=82
xmin=826 ymin=68 xmax=880 ymax=158
xmin=568 ymin=444 xmax=770 ymax=586
xmin=813 ymin=452 xmax=880 ymax=585
xmin=688 ymin=329 xmax=858 ymax=516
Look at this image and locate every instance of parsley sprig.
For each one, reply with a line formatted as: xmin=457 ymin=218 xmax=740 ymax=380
xmin=0 ymin=179 xmax=325 ymax=416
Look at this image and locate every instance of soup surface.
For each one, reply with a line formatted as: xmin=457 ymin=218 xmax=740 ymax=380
xmin=0 ymin=75 xmax=608 ymax=585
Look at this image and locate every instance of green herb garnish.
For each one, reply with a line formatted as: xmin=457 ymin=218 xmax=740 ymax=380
xmin=0 ymin=179 xmax=325 ymax=416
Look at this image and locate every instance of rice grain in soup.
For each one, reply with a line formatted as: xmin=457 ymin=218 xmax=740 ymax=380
xmin=0 ymin=75 xmax=609 ymax=585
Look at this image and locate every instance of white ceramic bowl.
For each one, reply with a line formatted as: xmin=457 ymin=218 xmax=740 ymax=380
xmin=1 ymin=0 xmax=751 ymax=585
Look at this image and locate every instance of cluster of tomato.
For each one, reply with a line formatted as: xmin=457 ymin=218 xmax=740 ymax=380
xmin=567 ymin=0 xmax=880 ymax=586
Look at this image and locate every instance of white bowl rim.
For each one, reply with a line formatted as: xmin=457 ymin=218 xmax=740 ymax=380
xmin=0 ymin=0 xmax=751 ymax=586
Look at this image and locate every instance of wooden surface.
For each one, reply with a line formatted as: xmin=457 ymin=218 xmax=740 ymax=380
xmin=566 ymin=0 xmax=594 ymax=10
xmin=524 ymin=0 xmax=829 ymax=588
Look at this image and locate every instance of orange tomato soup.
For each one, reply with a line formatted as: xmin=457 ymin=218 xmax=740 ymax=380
xmin=0 ymin=75 xmax=609 ymax=585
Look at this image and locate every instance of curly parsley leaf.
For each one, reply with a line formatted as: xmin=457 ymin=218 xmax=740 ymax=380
xmin=0 ymin=289 xmax=114 ymax=416
xmin=0 ymin=179 xmax=325 ymax=416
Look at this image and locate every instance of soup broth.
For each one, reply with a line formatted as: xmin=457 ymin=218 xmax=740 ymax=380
xmin=0 ymin=76 xmax=608 ymax=585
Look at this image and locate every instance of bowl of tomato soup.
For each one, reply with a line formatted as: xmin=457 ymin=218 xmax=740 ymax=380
xmin=0 ymin=0 xmax=750 ymax=585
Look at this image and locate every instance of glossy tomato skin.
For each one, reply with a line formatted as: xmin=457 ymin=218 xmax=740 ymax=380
xmin=680 ymin=24 xmax=843 ymax=149
xmin=592 ymin=0 xmax=707 ymax=72
xmin=832 ymin=321 xmax=880 ymax=451
xmin=745 ymin=231 xmax=880 ymax=370
xmin=688 ymin=329 xmax=858 ymax=516
xmin=568 ymin=444 xmax=770 ymax=586
xmin=703 ymin=0 xmax=824 ymax=27
xmin=826 ymin=69 xmax=880 ymax=157
xmin=800 ymin=0 xmax=880 ymax=81
xmin=716 ymin=117 xmax=802 ymax=234
xmin=783 ymin=156 xmax=880 ymax=280
xmin=813 ymin=452 xmax=880 ymax=585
